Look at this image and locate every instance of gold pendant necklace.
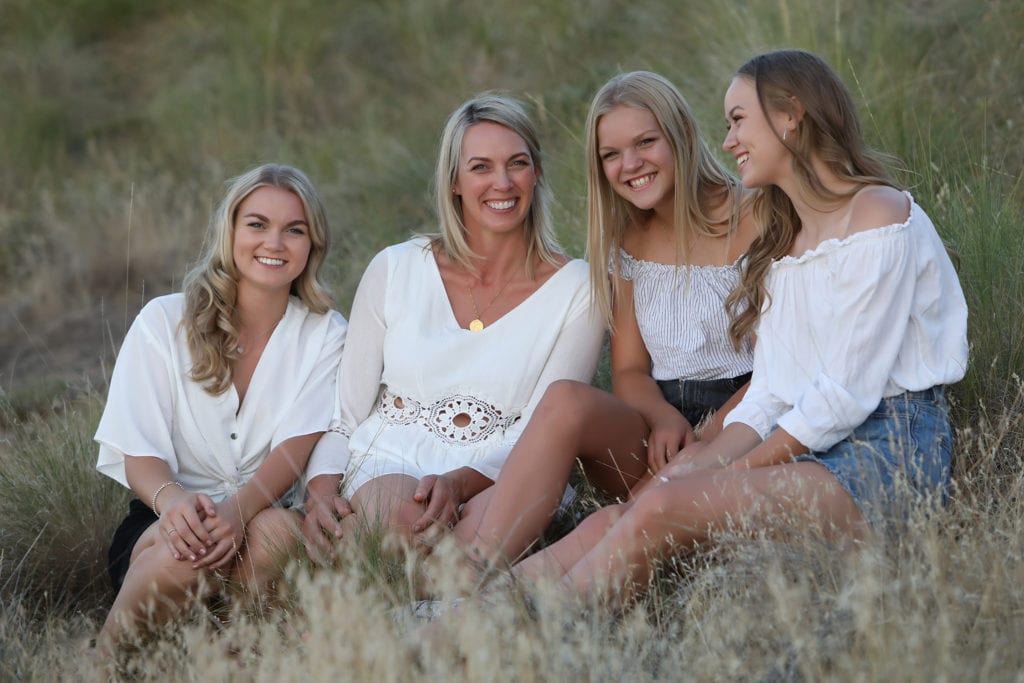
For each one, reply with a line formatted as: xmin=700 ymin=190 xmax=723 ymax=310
xmin=467 ymin=267 xmax=520 ymax=332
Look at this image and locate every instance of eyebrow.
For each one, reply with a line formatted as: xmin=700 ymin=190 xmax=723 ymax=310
xmin=466 ymin=151 xmax=531 ymax=164
xmin=242 ymin=212 xmax=308 ymax=226
xmin=727 ymin=105 xmax=745 ymax=117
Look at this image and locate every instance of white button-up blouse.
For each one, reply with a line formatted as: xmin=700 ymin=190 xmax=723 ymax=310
xmin=95 ymin=293 xmax=346 ymax=503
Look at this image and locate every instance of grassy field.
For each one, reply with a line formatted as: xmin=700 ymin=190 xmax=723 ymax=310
xmin=2 ymin=0 xmax=1023 ymax=679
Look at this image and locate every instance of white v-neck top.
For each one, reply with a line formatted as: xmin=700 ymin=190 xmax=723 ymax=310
xmin=307 ymin=237 xmax=603 ymax=483
xmin=95 ymin=293 xmax=347 ymax=502
xmin=724 ymin=195 xmax=968 ymax=452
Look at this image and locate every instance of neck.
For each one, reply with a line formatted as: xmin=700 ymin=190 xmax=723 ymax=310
xmin=464 ymin=231 xmax=531 ymax=283
xmin=235 ymin=283 xmax=289 ymax=332
xmin=775 ymin=155 xmax=857 ymax=244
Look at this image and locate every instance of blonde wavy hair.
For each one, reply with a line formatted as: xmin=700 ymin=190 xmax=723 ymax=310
xmin=431 ymin=93 xmax=563 ymax=278
xmin=725 ymin=50 xmax=896 ymax=349
xmin=182 ymin=164 xmax=333 ymax=395
xmin=585 ymin=71 xmax=743 ymax=326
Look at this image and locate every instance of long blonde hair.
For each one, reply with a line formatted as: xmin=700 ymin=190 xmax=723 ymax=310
xmin=585 ymin=71 xmax=742 ymax=326
xmin=725 ymin=50 xmax=895 ymax=349
xmin=182 ymin=164 xmax=333 ymax=395
xmin=431 ymin=93 xmax=562 ymax=278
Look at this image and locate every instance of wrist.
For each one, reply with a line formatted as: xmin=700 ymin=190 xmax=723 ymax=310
xmin=151 ymin=480 xmax=185 ymax=516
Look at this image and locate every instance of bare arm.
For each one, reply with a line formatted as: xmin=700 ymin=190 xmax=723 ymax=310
xmin=610 ymin=276 xmax=693 ymax=472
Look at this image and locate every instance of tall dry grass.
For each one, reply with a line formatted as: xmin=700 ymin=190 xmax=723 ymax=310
xmin=1 ymin=0 xmax=1023 ymax=680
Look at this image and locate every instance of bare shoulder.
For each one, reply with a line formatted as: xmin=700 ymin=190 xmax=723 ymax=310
xmin=847 ymin=185 xmax=910 ymax=235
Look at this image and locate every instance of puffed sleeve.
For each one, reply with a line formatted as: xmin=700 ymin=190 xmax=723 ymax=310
xmin=472 ymin=269 xmax=605 ymax=480
xmin=776 ymin=231 xmax=918 ymax=452
xmin=305 ymin=250 xmax=389 ymax=480
xmin=95 ymin=301 xmax=179 ymax=487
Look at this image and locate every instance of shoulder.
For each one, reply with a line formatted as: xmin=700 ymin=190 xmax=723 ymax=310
xmin=133 ymin=293 xmax=186 ymax=334
xmin=847 ymin=185 xmax=910 ymax=236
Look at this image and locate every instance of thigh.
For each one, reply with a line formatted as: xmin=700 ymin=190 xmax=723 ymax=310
xmin=349 ymin=474 xmax=422 ymax=526
xmin=557 ymin=382 xmax=649 ymax=497
xmin=634 ymin=462 xmax=866 ymax=543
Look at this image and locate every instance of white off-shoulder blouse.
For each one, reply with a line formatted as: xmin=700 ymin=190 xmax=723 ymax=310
xmin=724 ymin=195 xmax=968 ymax=452
xmin=617 ymin=249 xmax=753 ymax=381
xmin=95 ymin=293 xmax=347 ymax=502
xmin=306 ymin=237 xmax=604 ymax=483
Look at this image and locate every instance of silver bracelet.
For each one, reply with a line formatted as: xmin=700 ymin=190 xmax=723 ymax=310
xmin=151 ymin=480 xmax=184 ymax=516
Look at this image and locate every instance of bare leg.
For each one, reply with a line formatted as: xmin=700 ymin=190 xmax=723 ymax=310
xmin=347 ymin=474 xmax=423 ymax=545
xmin=98 ymin=523 xmax=212 ymax=649
xmin=456 ymin=380 xmax=649 ymax=564
xmin=554 ymin=462 xmax=864 ymax=603
xmin=231 ymin=507 xmax=303 ymax=593
xmin=513 ymin=501 xmax=630 ymax=582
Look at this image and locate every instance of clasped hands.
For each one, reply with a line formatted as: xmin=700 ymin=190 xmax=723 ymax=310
xmin=159 ymin=493 xmax=245 ymax=571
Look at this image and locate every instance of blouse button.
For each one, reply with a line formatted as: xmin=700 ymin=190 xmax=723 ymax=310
xmin=230 ymin=433 xmax=238 ymax=440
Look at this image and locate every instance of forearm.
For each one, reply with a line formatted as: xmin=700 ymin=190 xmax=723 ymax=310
xmin=724 ymin=426 xmax=808 ymax=471
xmin=613 ymin=369 xmax=679 ymax=428
xmin=234 ymin=432 xmax=321 ymax=523
xmin=124 ymin=455 xmax=186 ymax=515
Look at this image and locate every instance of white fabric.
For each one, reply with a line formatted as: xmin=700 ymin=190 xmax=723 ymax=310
xmin=724 ymin=195 xmax=968 ymax=452
xmin=617 ymin=248 xmax=753 ymax=381
xmin=95 ymin=293 xmax=347 ymax=503
xmin=306 ymin=237 xmax=603 ymax=491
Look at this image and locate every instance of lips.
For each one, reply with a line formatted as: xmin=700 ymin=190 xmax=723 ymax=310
xmin=255 ymin=256 xmax=286 ymax=266
xmin=626 ymin=173 xmax=656 ymax=190
xmin=485 ymin=199 xmax=517 ymax=211
xmin=735 ymin=153 xmax=750 ymax=169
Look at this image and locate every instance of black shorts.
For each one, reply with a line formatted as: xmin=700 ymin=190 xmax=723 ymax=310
xmin=107 ymin=498 xmax=158 ymax=594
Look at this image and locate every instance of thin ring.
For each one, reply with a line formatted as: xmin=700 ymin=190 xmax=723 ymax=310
xmin=167 ymin=528 xmax=178 ymax=536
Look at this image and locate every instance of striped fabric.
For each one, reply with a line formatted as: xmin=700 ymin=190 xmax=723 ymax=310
xmin=617 ymin=248 xmax=753 ymax=381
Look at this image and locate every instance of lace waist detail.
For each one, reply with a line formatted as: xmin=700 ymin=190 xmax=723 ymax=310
xmin=376 ymin=387 xmax=520 ymax=445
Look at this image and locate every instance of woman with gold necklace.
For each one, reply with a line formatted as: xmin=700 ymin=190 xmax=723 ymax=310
xmin=302 ymin=94 xmax=629 ymax=557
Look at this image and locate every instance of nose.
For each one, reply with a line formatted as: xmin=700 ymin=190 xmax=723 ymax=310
xmin=723 ymin=126 xmax=736 ymax=152
xmin=622 ymin=149 xmax=642 ymax=173
xmin=493 ymin=168 xmax=513 ymax=191
xmin=263 ymin=228 xmax=284 ymax=250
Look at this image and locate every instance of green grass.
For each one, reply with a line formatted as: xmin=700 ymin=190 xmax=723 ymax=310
xmin=1 ymin=0 xmax=1023 ymax=679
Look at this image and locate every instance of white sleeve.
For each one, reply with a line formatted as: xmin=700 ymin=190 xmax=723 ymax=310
xmin=722 ymin=351 xmax=788 ymax=440
xmin=305 ymin=251 xmax=389 ymax=479
xmin=94 ymin=304 xmax=178 ymax=487
xmin=272 ymin=310 xmax=347 ymax=448
xmin=776 ymin=233 xmax=917 ymax=452
xmin=473 ymin=280 xmax=605 ymax=479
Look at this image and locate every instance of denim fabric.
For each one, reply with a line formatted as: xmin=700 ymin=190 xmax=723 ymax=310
xmin=657 ymin=372 xmax=752 ymax=426
xmin=796 ymin=386 xmax=953 ymax=529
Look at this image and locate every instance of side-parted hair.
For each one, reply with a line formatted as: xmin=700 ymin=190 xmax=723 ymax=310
xmin=432 ymin=93 xmax=562 ymax=278
xmin=585 ymin=71 xmax=742 ymax=326
xmin=726 ymin=50 xmax=896 ymax=348
xmin=182 ymin=163 xmax=333 ymax=395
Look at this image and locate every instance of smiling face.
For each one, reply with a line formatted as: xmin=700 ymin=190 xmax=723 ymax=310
xmin=453 ymin=121 xmax=537 ymax=238
xmin=232 ymin=185 xmax=312 ymax=297
xmin=722 ymin=76 xmax=793 ymax=189
xmin=596 ymin=105 xmax=676 ymax=215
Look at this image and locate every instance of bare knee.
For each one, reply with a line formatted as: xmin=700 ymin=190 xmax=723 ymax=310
xmin=533 ymin=380 xmax=599 ymax=431
xmin=239 ymin=508 xmax=302 ymax=583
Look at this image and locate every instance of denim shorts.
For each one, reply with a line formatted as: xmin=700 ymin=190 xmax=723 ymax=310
xmin=656 ymin=372 xmax=752 ymax=426
xmin=795 ymin=386 xmax=953 ymax=529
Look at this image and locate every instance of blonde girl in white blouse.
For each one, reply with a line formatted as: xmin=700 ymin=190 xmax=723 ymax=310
xmin=509 ymin=50 xmax=968 ymax=603
xmin=302 ymin=95 xmax=613 ymax=562
xmin=94 ymin=164 xmax=346 ymax=648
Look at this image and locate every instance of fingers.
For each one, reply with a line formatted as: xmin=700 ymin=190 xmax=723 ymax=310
xmin=194 ymin=537 xmax=237 ymax=570
xmin=413 ymin=475 xmax=437 ymax=503
xmin=333 ymin=496 xmax=354 ymax=517
xmin=647 ymin=439 xmax=670 ymax=474
xmin=196 ymin=493 xmax=218 ymax=518
xmin=301 ymin=496 xmax=354 ymax=563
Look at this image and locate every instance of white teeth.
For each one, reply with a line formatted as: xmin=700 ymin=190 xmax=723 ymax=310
xmin=256 ymin=257 xmax=285 ymax=266
xmin=486 ymin=199 xmax=516 ymax=210
xmin=737 ymin=154 xmax=750 ymax=167
xmin=627 ymin=174 xmax=655 ymax=189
